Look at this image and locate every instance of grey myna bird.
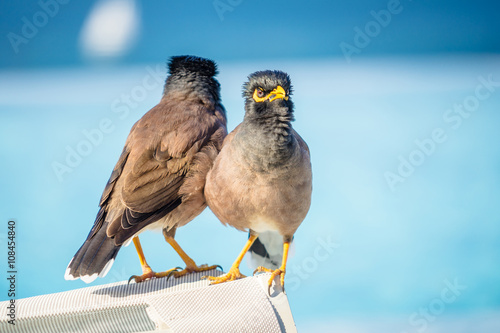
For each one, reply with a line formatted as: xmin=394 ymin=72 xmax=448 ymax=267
xmin=65 ymin=55 xmax=227 ymax=283
xmin=204 ymin=70 xmax=312 ymax=293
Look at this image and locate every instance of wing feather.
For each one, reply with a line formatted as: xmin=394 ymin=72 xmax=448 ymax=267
xmin=105 ymin=101 xmax=225 ymax=241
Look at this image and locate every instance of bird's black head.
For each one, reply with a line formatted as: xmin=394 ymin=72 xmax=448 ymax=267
xmin=168 ymin=55 xmax=218 ymax=77
xmin=163 ymin=55 xmax=221 ymax=103
xmin=242 ymin=70 xmax=293 ymax=122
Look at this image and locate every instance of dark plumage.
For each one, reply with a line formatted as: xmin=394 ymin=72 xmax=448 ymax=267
xmin=169 ymin=55 xmax=218 ymax=77
xmin=204 ymin=70 xmax=312 ymax=292
xmin=65 ymin=55 xmax=227 ymax=283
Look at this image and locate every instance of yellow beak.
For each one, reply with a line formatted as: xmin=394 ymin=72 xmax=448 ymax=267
xmin=268 ymin=85 xmax=289 ymax=102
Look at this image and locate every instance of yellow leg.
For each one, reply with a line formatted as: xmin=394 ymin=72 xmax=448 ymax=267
xmin=164 ymin=236 xmax=222 ymax=279
xmin=254 ymin=240 xmax=290 ymax=294
xmin=203 ymin=234 xmax=258 ymax=284
xmin=128 ymin=236 xmax=178 ymax=283
xmin=133 ymin=236 xmax=152 ymax=274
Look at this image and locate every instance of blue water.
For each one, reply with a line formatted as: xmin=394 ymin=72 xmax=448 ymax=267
xmin=1 ymin=55 xmax=500 ymax=331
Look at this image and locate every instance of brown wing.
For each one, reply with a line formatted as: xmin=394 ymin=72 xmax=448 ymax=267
xmin=105 ymin=100 xmax=225 ymax=243
xmin=85 ymin=147 xmax=129 ymax=240
xmin=120 ymin=142 xmax=196 ymax=214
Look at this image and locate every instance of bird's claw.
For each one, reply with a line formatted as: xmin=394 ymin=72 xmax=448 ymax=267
xmin=268 ymin=278 xmax=285 ymax=296
xmin=128 ymin=275 xmax=138 ymax=284
xmin=167 ymin=264 xmax=223 ymax=280
xmin=253 ymin=266 xmax=273 ymax=276
xmin=166 ymin=267 xmax=182 ymax=281
xmin=128 ymin=272 xmax=153 ymax=284
xmin=254 ymin=266 xmax=285 ymax=296
xmin=204 ymin=266 xmax=245 ymax=284
xmin=128 ymin=266 xmax=182 ymax=284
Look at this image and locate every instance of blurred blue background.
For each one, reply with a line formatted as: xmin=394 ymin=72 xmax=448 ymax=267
xmin=1 ymin=0 xmax=500 ymax=331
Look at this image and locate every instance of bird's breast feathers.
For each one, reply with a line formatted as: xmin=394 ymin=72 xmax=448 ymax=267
xmin=206 ymin=147 xmax=311 ymax=234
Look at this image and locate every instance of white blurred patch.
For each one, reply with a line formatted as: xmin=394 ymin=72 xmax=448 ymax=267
xmin=246 ymin=231 xmax=296 ymax=271
xmin=79 ymin=0 xmax=140 ymax=59
xmin=99 ymin=258 xmax=115 ymax=278
xmin=64 ymin=265 xmax=76 ymax=281
xmin=123 ymin=237 xmax=133 ymax=247
xmin=81 ymin=273 xmax=99 ymax=284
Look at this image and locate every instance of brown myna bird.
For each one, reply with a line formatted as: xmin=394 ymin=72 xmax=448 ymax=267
xmin=204 ymin=70 xmax=312 ymax=293
xmin=65 ymin=55 xmax=227 ymax=283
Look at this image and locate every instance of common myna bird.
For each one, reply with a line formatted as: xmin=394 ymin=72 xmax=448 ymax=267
xmin=204 ymin=70 xmax=312 ymax=293
xmin=65 ymin=56 xmax=227 ymax=283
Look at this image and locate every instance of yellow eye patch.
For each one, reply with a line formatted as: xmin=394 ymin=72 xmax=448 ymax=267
xmin=252 ymin=85 xmax=289 ymax=103
xmin=253 ymin=88 xmax=267 ymax=102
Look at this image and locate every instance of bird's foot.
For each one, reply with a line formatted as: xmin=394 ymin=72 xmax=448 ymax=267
xmin=167 ymin=263 xmax=223 ymax=280
xmin=202 ymin=265 xmax=245 ymax=284
xmin=254 ymin=266 xmax=285 ymax=295
xmin=128 ymin=266 xmax=181 ymax=284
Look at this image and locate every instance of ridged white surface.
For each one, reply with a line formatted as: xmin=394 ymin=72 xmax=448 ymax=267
xmin=0 ymin=270 xmax=295 ymax=333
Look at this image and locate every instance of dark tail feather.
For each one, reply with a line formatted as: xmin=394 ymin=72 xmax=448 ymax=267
xmin=65 ymin=221 xmax=121 ymax=283
xmin=248 ymin=231 xmax=284 ymax=270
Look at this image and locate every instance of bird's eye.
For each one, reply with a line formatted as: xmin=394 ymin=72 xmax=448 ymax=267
xmin=256 ymin=89 xmax=265 ymax=98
